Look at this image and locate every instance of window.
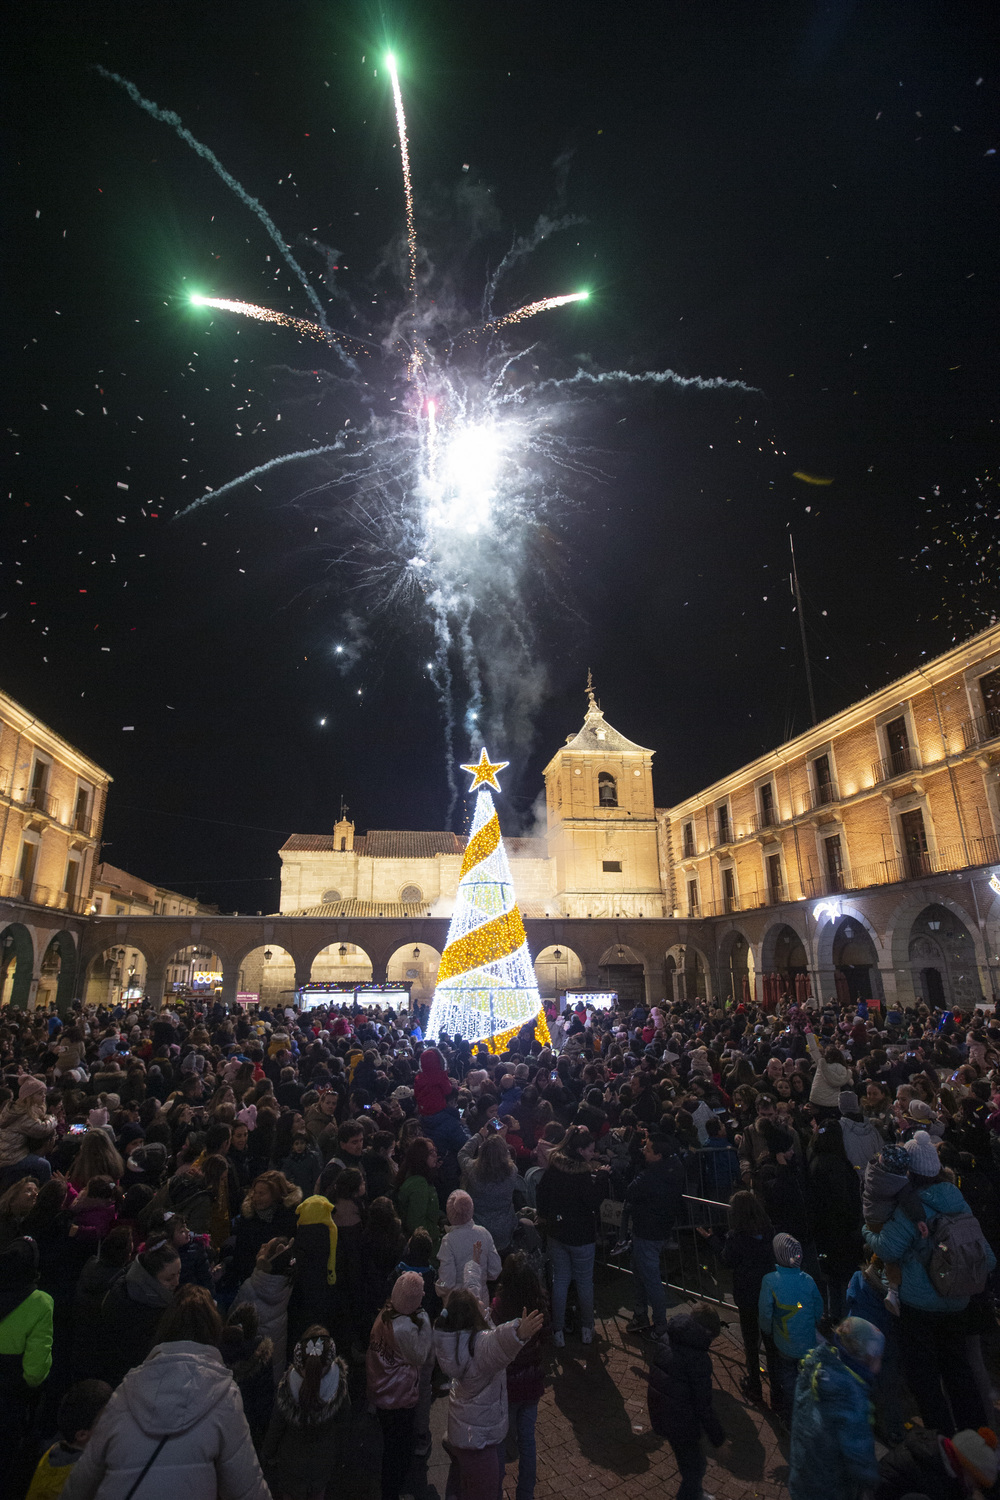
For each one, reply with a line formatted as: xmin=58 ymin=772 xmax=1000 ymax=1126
xmin=899 ymin=808 xmax=929 ymax=879
xmin=722 ymin=867 xmax=736 ymax=914
xmin=598 ymin=772 xmax=617 ymax=807
xmin=759 ymin=782 xmax=775 ymax=827
xmin=340 ymin=836 xmax=347 ymax=851
xmin=115 ymin=905 xmax=126 ymax=915
xmin=682 ymin=821 xmax=695 ymax=858
xmin=883 ymin=716 xmax=911 ymax=777
xmin=400 ymin=885 xmax=423 ymax=904
xmin=716 ymin=804 xmax=731 ymax=845
xmin=322 ymin=888 xmax=342 ymax=904
xmin=29 ymin=756 xmax=50 ymax=809
xmin=687 ymin=879 xmax=699 ymax=915
xmin=74 ymin=785 xmax=91 ymax=833
xmin=602 ymin=860 xmax=622 ymax=873
xmin=17 ymin=838 xmax=38 ymax=893
xmin=813 ymin=753 xmax=835 ymax=805
xmin=93 ymin=897 xmax=102 ymax=913
xmin=767 ymin=852 xmax=783 ymax=903
xmin=64 ymin=857 xmax=81 ymax=899
xmin=980 ymin=668 xmax=1000 ymax=736
xmin=825 ymin=834 xmax=845 ymax=893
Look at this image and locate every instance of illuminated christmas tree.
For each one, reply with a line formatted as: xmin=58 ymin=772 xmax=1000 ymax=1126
xmin=428 ymin=748 xmax=551 ymax=1053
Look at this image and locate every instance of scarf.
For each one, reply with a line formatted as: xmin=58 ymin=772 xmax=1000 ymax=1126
xmin=296 ymin=1194 xmax=338 ymax=1284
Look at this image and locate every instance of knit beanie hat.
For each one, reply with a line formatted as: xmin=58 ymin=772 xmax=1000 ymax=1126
xmin=904 ymin=1130 xmax=940 ymax=1178
xmin=391 ymin=1271 xmax=425 ymax=1315
xmin=834 ymin=1316 xmax=885 ymax=1364
xmin=773 ymin=1233 xmax=802 ymax=1267
xmin=907 ymin=1099 xmax=936 ymax=1123
xmin=879 ymin=1144 xmax=910 ymax=1176
xmin=838 ymin=1090 xmax=860 ymax=1116
xmin=18 ymin=1076 xmax=46 ymax=1102
xmin=950 ymin=1428 xmax=999 ymax=1489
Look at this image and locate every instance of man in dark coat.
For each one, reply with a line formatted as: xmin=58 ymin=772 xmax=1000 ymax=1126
xmin=624 ymin=1132 xmax=683 ymax=1337
xmin=647 ymin=1304 xmax=726 ymax=1500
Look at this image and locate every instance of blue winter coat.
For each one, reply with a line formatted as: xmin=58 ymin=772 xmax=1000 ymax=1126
xmin=862 ymin=1180 xmax=996 ymax=1313
xmin=789 ymin=1341 xmax=879 ymax=1500
xmin=758 ymin=1266 xmax=824 ymax=1360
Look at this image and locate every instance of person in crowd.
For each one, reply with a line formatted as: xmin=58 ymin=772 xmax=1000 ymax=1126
xmin=437 ymin=1189 xmax=501 ymax=1294
xmin=232 ymin=1236 xmax=295 ymax=1388
xmin=807 ymin=1119 xmax=864 ymax=1322
xmin=433 ymin=1248 xmax=544 ymax=1500
xmin=26 ymin=1380 xmax=112 ymax=1500
xmin=0 ymin=1236 xmax=55 ymax=1494
xmin=279 ymin=1132 xmax=322 ymax=1200
xmin=758 ymin=1233 xmax=824 ymax=1423
xmin=396 ymin=1138 xmax=444 ymax=1253
xmin=87 ymin=1242 xmax=180 ymax=1388
xmin=845 ymin=1256 xmax=905 ymax=1447
xmin=647 ymin=1303 xmax=726 ymax=1500
xmin=863 ymin=1129 xmax=995 ymax=1434
xmin=231 ymin=1172 xmax=302 ymax=1286
xmin=0 ymin=1177 xmax=41 ymax=1250
xmin=261 ymin=1326 xmax=351 ymax=1500
xmin=62 ymin=1285 xmax=270 ymax=1500
xmin=366 ymin=1271 xmax=434 ymax=1500
xmin=535 ymin=1125 xmax=610 ymax=1347
xmin=788 ymin=1317 xmax=884 ymax=1500
xmin=220 ymin=1302 xmax=274 ymax=1449
xmin=491 ymin=1252 xmax=549 ymax=1500
xmin=875 ymin=1425 xmax=999 ymax=1500
xmin=623 ymin=1130 xmax=683 ymax=1339
xmin=458 ymin=1128 xmax=519 ymax=1254
xmin=837 ymin=1090 xmax=883 ymax=1170
xmin=806 ymin=1033 xmax=854 ymax=1117
xmin=699 ymin=1190 xmax=774 ymax=1403
xmin=0 ymin=1078 xmax=57 ymax=1187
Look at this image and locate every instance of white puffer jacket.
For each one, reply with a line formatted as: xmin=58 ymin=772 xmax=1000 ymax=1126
xmin=233 ymin=1265 xmax=293 ymax=1386
xmin=62 ymin=1341 xmax=270 ymax=1500
xmin=433 ymin=1262 xmax=524 ymax=1450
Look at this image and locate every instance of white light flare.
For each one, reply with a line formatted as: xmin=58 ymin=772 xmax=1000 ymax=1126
xmin=425 ymin=421 xmax=501 ymax=536
xmin=386 ymin=54 xmax=417 ymax=303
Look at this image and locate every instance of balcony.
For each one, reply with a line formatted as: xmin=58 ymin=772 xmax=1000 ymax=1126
xmin=17 ymin=788 xmax=60 ymax=820
xmin=961 ymin=709 xmax=1000 ymax=749
xmin=749 ymin=811 xmax=777 ymax=835
xmin=872 ymin=745 xmax=916 ymax=784
xmin=808 ymin=781 xmax=839 ymax=811
xmin=71 ymin=811 xmax=99 ymax=841
xmin=0 ymin=875 xmax=89 ymax=913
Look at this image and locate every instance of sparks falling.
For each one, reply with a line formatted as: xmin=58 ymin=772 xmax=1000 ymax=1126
xmin=98 ymin=48 xmax=759 ymax=820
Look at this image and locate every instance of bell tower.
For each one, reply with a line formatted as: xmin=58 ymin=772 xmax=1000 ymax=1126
xmin=541 ymin=676 xmax=661 ymax=916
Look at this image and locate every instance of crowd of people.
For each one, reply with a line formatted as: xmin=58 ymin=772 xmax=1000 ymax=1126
xmin=0 ymin=987 xmax=998 ymax=1500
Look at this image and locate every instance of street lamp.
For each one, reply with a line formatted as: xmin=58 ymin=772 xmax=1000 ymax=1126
xmin=413 ymin=946 xmax=420 ymax=960
xmin=338 ymin=944 xmax=348 ymax=958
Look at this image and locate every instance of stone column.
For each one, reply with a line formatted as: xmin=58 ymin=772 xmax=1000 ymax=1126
xmin=143 ymin=968 xmax=166 ymax=1007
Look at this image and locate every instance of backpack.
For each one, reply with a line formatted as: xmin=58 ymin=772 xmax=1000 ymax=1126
xmin=924 ymin=1211 xmax=991 ymax=1298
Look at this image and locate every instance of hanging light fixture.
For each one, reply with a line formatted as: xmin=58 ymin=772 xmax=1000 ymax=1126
xmin=553 ymin=948 xmax=563 ymax=962
xmin=338 ymin=943 xmax=348 ymax=958
xmin=413 ymin=946 xmax=420 ymax=960
xmin=263 ymin=948 xmax=273 ymax=962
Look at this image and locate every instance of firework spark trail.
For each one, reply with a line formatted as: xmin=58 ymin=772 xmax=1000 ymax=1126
xmin=95 ymin=67 xmax=330 ymax=332
xmin=482 ymin=213 xmax=585 ymax=320
xmin=174 ymin=443 xmax=346 ymax=517
xmin=535 ymin=368 xmax=763 ymax=396
xmin=427 ymin=594 xmax=459 ymax=819
xmin=426 ymin=398 xmax=439 ymax=483
xmin=492 ymin=291 xmax=589 ymax=329
xmin=188 ymin=295 xmax=374 ymax=359
xmin=386 ymin=56 xmax=418 ymax=303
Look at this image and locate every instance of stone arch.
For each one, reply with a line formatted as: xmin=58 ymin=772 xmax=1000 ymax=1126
xmin=310 ymin=940 xmax=374 ymax=986
xmin=886 ymin=891 xmax=988 ymax=1009
xmin=387 ymin=942 xmax=442 ymax=1001
xmin=533 ymin=944 xmax=584 ymax=999
xmin=824 ymin=914 xmax=883 ymax=1006
xmin=759 ymin=919 xmax=810 ymax=976
xmin=598 ymin=771 xmax=618 ymax=807
xmin=162 ymin=941 xmax=224 ymax=1003
xmin=37 ymin=930 xmax=78 ymax=1013
xmin=398 ymin=884 xmax=424 ymax=906
xmin=83 ymin=937 xmax=157 ymax=1008
xmin=757 ymin=922 xmax=810 ymax=1007
xmin=235 ymin=944 xmax=297 ymax=1007
xmin=664 ymin=942 xmax=712 ymax=1004
xmin=0 ymin=922 xmax=35 ymax=1010
xmin=717 ymin=927 xmax=754 ymax=1006
xmin=597 ymin=941 xmax=646 ymax=1007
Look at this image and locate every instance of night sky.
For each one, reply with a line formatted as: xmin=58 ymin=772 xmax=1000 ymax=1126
xmin=4 ymin=1 xmax=997 ymax=914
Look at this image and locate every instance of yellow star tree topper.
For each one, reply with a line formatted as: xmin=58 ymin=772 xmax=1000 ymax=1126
xmin=460 ymin=747 xmax=509 ymax=793
xmin=428 ymin=747 xmax=550 ymax=1053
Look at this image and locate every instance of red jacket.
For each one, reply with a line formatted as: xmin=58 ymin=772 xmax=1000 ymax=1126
xmin=414 ymin=1048 xmax=452 ymax=1116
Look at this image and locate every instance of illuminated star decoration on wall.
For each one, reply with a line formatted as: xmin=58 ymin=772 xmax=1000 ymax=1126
xmin=460 ymin=748 xmax=510 ymax=794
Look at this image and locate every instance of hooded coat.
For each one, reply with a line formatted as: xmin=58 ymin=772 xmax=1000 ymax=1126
xmin=433 ymin=1315 xmax=524 ymax=1449
xmin=839 ymin=1117 xmax=882 ymax=1171
xmin=414 ymin=1049 xmax=452 ymax=1117
xmin=646 ymin=1314 xmax=725 ymax=1445
xmin=788 ymin=1341 xmax=879 ymax=1500
xmin=61 ymin=1341 xmax=270 ymax=1500
xmin=86 ymin=1260 xmax=174 ymax=1387
xmin=0 ymin=1099 xmax=56 ymax=1169
xmin=862 ymin=1179 xmax=997 ymax=1313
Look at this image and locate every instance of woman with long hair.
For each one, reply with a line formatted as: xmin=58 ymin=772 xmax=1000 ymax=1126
xmin=490 ymin=1252 xmax=549 ymax=1500
xmin=433 ymin=1250 xmax=544 ymax=1500
xmin=262 ymin=1326 xmax=351 ymax=1500
xmin=397 ymin=1138 xmax=444 ymax=1253
xmin=535 ymin=1124 xmax=610 ymax=1347
xmin=366 ymin=1273 xmax=433 ymax=1500
xmin=0 ymin=1177 xmax=39 ymax=1251
xmin=86 ymin=1240 xmax=181 ymax=1387
xmin=458 ymin=1129 xmax=518 ymax=1254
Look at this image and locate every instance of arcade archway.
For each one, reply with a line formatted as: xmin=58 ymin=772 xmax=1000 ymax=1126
xmin=237 ymin=945 xmax=297 ymax=1007
xmin=84 ymin=941 xmax=152 ymax=1008
xmin=36 ymin=931 xmax=78 ymax=1013
xmin=907 ymin=904 xmax=980 ymax=1009
xmin=387 ymin=943 xmax=442 ymax=1001
xmin=831 ymin=916 xmax=882 ymax=1005
xmin=533 ymin=944 xmax=584 ymax=1000
xmin=0 ymin=923 xmax=34 ymax=1009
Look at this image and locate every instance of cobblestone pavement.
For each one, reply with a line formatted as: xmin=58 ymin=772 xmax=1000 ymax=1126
xmin=425 ymin=1267 xmax=793 ymax=1500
